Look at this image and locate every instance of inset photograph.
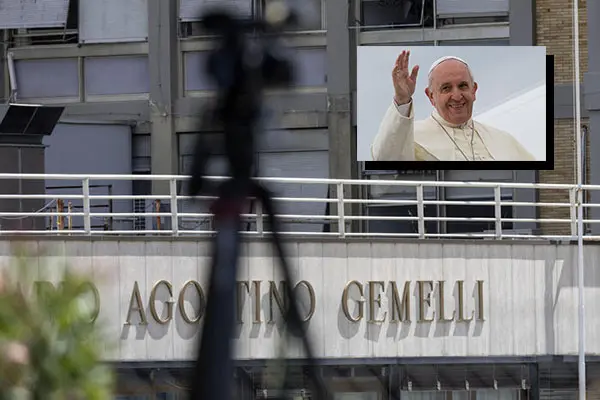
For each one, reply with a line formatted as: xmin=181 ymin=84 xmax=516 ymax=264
xmin=357 ymin=46 xmax=547 ymax=162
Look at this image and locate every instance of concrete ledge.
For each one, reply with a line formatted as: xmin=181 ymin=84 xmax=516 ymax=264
xmin=358 ymin=23 xmax=510 ymax=45
xmin=9 ymin=42 xmax=149 ymax=59
xmin=0 ymin=234 xmax=572 ymax=246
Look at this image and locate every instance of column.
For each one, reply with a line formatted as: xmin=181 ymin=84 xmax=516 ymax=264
xmin=509 ymin=0 xmax=538 ymax=234
xmin=147 ymin=0 xmax=179 ymax=196
xmin=327 ymin=0 xmax=356 ymax=233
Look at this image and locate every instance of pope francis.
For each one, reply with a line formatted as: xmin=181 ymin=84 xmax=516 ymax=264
xmin=370 ymin=51 xmax=536 ymax=161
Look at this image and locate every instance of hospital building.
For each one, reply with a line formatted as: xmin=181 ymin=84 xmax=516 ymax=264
xmin=0 ymin=0 xmax=599 ymax=398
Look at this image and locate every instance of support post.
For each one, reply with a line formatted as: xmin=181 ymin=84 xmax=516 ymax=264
xmin=327 ymin=0 xmax=355 ymax=233
xmin=148 ymin=0 xmax=179 ymax=196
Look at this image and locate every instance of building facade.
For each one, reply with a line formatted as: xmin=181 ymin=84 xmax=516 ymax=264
xmin=535 ymin=0 xmax=591 ymax=235
xmin=0 ymin=0 xmax=599 ymax=399
xmin=2 ymin=236 xmax=599 ymax=399
xmin=0 ymin=0 xmax=595 ymax=238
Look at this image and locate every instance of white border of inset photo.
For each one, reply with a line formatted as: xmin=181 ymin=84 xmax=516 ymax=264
xmin=357 ymin=46 xmax=547 ymax=162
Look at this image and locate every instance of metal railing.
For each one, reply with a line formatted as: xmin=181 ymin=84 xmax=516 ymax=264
xmin=0 ymin=173 xmax=596 ymax=240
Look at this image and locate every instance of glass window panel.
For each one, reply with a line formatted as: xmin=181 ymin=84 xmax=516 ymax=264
xmin=179 ymin=0 xmax=253 ymax=21
xmin=439 ymin=39 xmax=510 ymax=46
xmin=15 ymin=58 xmax=79 ymax=99
xmin=360 ymin=0 xmax=434 ymax=29
xmin=258 ymin=0 xmax=324 ymax=30
xmin=184 ymin=52 xmax=216 ymax=91
xmin=367 ymin=204 xmax=439 ymax=235
xmin=445 ymin=197 xmax=513 ymax=234
xmin=79 ymin=0 xmax=148 ymax=43
xmin=400 ymin=392 xmax=446 ymax=400
xmin=476 ymin=389 xmax=519 ymax=400
xmin=84 ymin=56 xmax=150 ymax=96
xmin=435 ymin=0 xmax=509 ymax=18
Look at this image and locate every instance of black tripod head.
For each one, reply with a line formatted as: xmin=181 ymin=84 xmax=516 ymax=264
xmin=187 ymin=2 xmax=300 ymax=198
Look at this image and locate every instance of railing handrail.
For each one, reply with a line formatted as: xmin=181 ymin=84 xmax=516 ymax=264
xmin=0 ymin=173 xmax=592 ymax=241
xmin=0 ymin=173 xmax=587 ymax=190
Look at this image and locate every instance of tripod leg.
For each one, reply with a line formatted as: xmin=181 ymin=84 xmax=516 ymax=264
xmin=187 ymin=135 xmax=213 ymax=198
xmin=189 ymin=212 xmax=242 ymax=400
xmin=253 ymin=183 xmax=331 ymax=400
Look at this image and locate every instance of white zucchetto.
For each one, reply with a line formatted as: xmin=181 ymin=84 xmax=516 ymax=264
xmin=428 ymin=55 xmax=473 ymax=79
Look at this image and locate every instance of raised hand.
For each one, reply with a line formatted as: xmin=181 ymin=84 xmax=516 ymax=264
xmin=392 ymin=50 xmax=419 ymax=105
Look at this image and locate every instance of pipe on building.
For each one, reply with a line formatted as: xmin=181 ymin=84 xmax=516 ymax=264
xmin=582 ymin=124 xmax=588 ymax=229
xmin=6 ymin=51 xmax=17 ymax=102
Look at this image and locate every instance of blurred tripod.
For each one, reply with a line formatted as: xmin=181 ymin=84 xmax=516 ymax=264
xmin=186 ymin=4 xmax=330 ymax=400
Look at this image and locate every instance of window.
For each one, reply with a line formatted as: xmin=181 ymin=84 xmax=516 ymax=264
xmin=359 ymin=0 xmax=434 ymax=31
xmin=132 ymin=177 xmax=151 ymax=232
xmin=437 ymin=14 xmax=509 ymax=27
xmin=367 ymin=204 xmax=440 ymax=235
xmin=445 ymin=197 xmax=513 ymax=235
xmin=435 ymin=0 xmax=509 ymax=26
xmin=362 ymin=168 xmax=516 ymax=236
xmin=9 ymin=0 xmax=79 ymax=46
xmin=179 ymin=0 xmax=325 ymax=37
xmin=258 ymin=0 xmax=325 ymax=31
xmin=435 ymin=0 xmax=509 ymax=19
xmin=179 ymin=0 xmax=255 ymax=38
xmin=365 ymin=198 xmax=514 ymax=236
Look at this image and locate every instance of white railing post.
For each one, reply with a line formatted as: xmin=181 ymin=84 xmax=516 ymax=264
xmin=570 ymin=187 xmax=577 ymax=237
xmin=256 ymin=201 xmax=264 ymax=236
xmin=337 ymin=182 xmax=346 ymax=237
xmin=170 ymin=178 xmax=179 ymax=236
xmin=416 ymin=184 xmax=425 ymax=239
xmin=494 ymin=186 xmax=502 ymax=239
xmin=82 ymin=178 xmax=91 ymax=235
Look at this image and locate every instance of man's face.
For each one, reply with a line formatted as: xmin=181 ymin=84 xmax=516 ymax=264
xmin=425 ymin=60 xmax=478 ymax=125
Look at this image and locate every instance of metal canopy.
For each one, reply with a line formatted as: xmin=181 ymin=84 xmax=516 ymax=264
xmin=0 ymin=103 xmax=64 ymax=144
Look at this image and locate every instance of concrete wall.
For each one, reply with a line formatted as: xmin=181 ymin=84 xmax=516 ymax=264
xmin=1 ymin=237 xmax=598 ymax=363
xmin=44 ymin=123 xmax=134 ymax=231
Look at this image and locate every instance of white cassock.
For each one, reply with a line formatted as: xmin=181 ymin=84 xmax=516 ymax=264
xmin=370 ymin=100 xmax=537 ymax=161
